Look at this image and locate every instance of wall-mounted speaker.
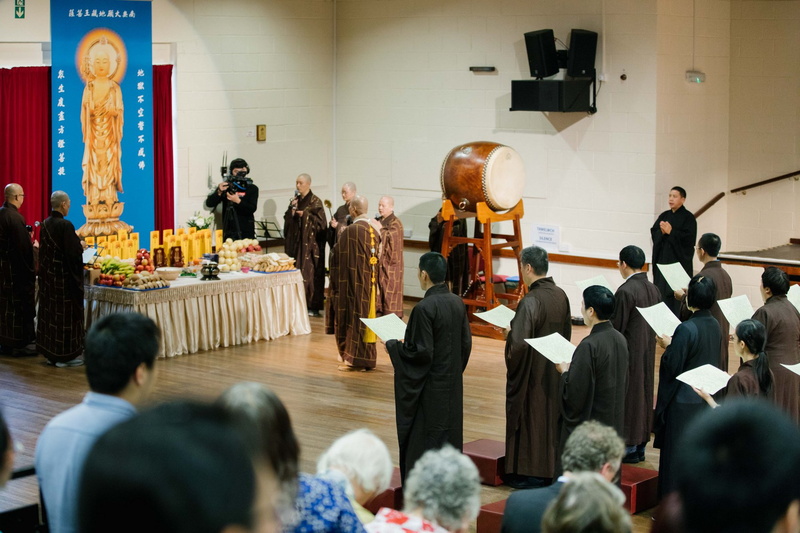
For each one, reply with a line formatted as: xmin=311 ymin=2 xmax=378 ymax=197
xmin=566 ymin=29 xmax=598 ymax=77
xmin=524 ymin=29 xmax=559 ymax=79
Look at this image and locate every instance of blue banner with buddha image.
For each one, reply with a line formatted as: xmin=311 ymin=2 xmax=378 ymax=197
xmin=50 ymin=0 xmax=153 ymax=241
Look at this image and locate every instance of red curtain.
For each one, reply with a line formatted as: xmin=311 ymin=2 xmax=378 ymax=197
xmin=153 ymin=64 xmax=174 ymax=231
xmin=0 ymin=66 xmax=51 ymax=233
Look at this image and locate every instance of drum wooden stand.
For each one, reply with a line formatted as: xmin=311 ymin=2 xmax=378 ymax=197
xmin=440 ymin=199 xmax=526 ymax=339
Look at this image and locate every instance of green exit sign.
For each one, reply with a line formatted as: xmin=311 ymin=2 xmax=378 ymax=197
xmin=15 ymin=0 xmax=25 ymax=19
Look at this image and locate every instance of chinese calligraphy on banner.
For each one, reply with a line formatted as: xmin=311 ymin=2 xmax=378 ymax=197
xmin=50 ymin=0 xmax=153 ymax=239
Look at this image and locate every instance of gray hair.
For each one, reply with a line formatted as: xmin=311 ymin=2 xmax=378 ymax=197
xmin=404 ymin=446 xmax=481 ymax=531
xmin=342 ymin=182 xmax=357 ymax=193
xmin=541 ymin=472 xmax=631 ymax=533
xmin=561 ymin=421 xmax=624 ymax=474
xmin=316 ymin=429 xmax=393 ymax=497
xmin=521 ymin=246 xmax=548 ymax=276
xmin=50 ymin=190 xmax=70 ymax=210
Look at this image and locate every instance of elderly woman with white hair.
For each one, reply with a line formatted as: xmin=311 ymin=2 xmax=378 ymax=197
xmin=317 ymin=429 xmax=394 ymax=524
xmin=366 ymin=446 xmax=481 ymax=533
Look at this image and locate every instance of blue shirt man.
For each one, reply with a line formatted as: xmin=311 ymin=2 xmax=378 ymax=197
xmin=35 ymin=313 xmax=160 ymax=533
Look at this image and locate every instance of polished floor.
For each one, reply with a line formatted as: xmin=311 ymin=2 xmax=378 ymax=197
xmin=0 ymin=305 xmax=713 ymax=532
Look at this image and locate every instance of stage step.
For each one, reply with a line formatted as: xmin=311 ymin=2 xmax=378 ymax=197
xmin=621 ymin=464 xmax=659 ymax=513
xmin=463 ymin=439 xmax=506 ymax=486
xmin=365 ymin=467 xmax=403 ymax=514
xmin=477 ymin=499 xmax=507 ymax=533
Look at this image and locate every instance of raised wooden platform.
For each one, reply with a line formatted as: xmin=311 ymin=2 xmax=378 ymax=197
xmin=365 ymin=467 xmax=403 ymax=514
xmin=621 ymin=464 xmax=659 ymax=514
xmin=463 ymin=439 xmax=506 ymax=486
xmin=477 ymin=499 xmax=507 ymax=533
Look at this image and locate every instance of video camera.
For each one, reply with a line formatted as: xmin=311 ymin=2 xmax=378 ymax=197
xmin=225 ymin=173 xmax=253 ymax=193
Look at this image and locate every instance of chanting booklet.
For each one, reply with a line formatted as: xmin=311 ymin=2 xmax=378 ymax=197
xmin=677 ymin=364 xmax=731 ymax=395
xmin=82 ymin=246 xmax=100 ymax=264
xmin=575 ymin=275 xmax=614 ymax=293
xmin=782 ymin=363 xmax=800 ymax=377
xmin=717 ymin=295 xmax=755 ymax=332
xmin=788 ymin=285 xmax=800 ymax=313
xmin=360 ymin=314 xmax=407 ymax=342
xmin=474 ymin=304 xmax=516 ymax=330
xmin=637 ymin=302 xmax=682 ymax=337
xmin=656 ymin=262 xmax=692 ymax=292
xmin=525 ymin=333 xmax=576 ymax=365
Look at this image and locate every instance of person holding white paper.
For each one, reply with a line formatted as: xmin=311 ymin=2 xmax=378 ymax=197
xmin=503 ymin=246 xmax=571 ymax=489
xmin=694 ymin=319 xmax=774 ymax=409
xmin=674 ymin=233 xmax=733 ymax=371
xmin=654 ymin=274 xmax=720 ymax=498
xmin=752 ymin=267 xmax=800 ymax=424
xmin=385 ymin=252 xmax=471 ymax=483
xmin=556 ymin=286 xmax=628 ymax=476
xmin=611 ymin=245 xmax=661 ymax=464
xmin=650 ymin=186 xmax=696 ymax=316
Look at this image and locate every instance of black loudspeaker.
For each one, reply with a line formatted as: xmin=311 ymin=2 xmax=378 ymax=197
xmin=566 ymin=29 xmax=598 ymax=77
xmin=510 ymin=80 xmax=592 ymax=112
xmin=524 ymin=30 xmax=559 ymax=79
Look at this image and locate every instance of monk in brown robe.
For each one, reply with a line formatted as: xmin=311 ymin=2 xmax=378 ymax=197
xmin=675 ymin=233 xmax=733 ymax=371
xmin=504 ymin=246 xmax=571 ymax=488
xmin=377 ymin=196 xmax=404 ymax=318
xmin=37 ymin=192 xmax=85 ymax=366
xmin=557 ymin=286 xmax=628 ymax=475
xmin=329 ymin=195 xmax=381 ymax=371
xmin=284 ymin=174 xmax=327 ymax=317
xmin=0 ymin=184 xmax=36 ymax=356
xmin=752 ymin=267 xmax=800 ymax=424
xmin=612 ymin=245 xmax=660 ymax=464
xmin=325 ymin=182 xmax=356 ymax=332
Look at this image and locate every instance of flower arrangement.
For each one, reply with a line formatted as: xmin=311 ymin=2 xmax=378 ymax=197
xmin=186 ymin=211 xmax=214 ymax=230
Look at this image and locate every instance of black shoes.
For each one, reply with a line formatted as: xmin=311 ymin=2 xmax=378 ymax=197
xmin=504 ymin=474 xmax=549 ymax=489
xmin=622 ymin=448 xmax=646 ymax=464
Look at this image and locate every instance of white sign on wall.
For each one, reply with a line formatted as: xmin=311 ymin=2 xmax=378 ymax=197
xmin=534 ymin=224 xmax=560 ymax=251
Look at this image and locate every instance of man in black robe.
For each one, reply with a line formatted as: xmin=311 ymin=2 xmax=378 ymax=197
xmin=386 ymin=252 xmax=472 ymax=483
xmin=675 ymin=233 xmax=733 ymax=371
xmin=504 ymin=246 xmax=571 ymax=489
xmin=556 ymin=286 xmax=628 ymax=474
xmin=284 ymin=174 xmax=327 ymax=317
xmin=37 ymin=191 xmax=86 ymax=367
xmin=612 ymin=245 xmax=661 ymax=464
xmin=0 ymin=183 xmax=36 ymax=356
xmin=651 ymin=186 xmax=696 ymax=315
xmin=205 ymin=158 xmax=259 ymax=240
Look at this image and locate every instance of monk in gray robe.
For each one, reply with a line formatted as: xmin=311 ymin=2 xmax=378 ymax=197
xmin=329 ymin=195 xmax=381 ymax=371
xmin=504 ymin=246 xmax=571 ymax=488
xmin=752 ymin=267 xmax=800 ymax=424
xmin=37 ymin=192 xmax=85 ymax=366
xmin=612 ymin=245 xmax=660 ymax=464
xmin=557 ymin=286 xmax=628 ymax=474
xmin=386 ymin=252 xmax=471 ymax=482
xmin=284 ymin=174 xmax=327 ymax=316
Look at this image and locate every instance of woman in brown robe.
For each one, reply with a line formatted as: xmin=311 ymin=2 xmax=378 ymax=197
xmin=752 ymin=267 xmax=800 ymax=423
xmin=694 ymin=319 xmax=774 ymax=408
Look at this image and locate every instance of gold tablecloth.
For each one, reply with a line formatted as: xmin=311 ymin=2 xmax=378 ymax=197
xmin=84 ymin=270 xmax=311 ymax=358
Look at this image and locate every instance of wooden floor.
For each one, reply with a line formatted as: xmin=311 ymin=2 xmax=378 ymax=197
xmin=0 ymin=304 xmax=718 ymax=532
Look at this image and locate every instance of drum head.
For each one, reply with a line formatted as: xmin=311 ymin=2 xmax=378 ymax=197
xmin=483 ymin=146 xmax=525 ymax=211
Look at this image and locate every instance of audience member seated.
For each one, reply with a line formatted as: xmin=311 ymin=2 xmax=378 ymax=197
xmin=78 ymin=401 xmax=271 ymax=533
xmin=501 ymin=420 xmax=624 ymax=533
xmin=218 ymin=382 xmax=365 ymax=533
xmin=540 ymin=472 xmax=631 ymax=533
xmin=35 ymin=313 xmax=160 ymax=533
xmin=0 ymin=409 xmax=13 ymax=488
xmin=317 ymin=428 xmax=393 ymax=524
xmin=674 ymin=398 xmax=800 ymax=533
xmin=366 ymin=445 xmax=481 ymax=533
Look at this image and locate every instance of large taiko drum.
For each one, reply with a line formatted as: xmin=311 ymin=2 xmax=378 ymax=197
xmin=440 ymin=142 xmax=525 ymax=212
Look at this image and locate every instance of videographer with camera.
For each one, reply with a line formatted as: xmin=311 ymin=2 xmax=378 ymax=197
xmin=205 ymin=158 xmax=259 ymax=240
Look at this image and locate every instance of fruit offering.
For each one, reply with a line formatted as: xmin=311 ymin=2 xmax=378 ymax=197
xmin=97 ymin=272 xmax=128 ymax=287
xmin=135 ymin=249 xmax=156 ymax=274
xmin=99 ymin=257 xmax=135 ymax=277
xmin=122 ymin=271 xmax=170 ymax=290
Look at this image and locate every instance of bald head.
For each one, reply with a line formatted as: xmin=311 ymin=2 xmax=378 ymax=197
xmin=349 ymin=195 xmax=368 ymax=217
xmin=4 ymin=184 xmax=22 ymax=200
xmin=341 ymin=182 xmax=357 ymax=203
xmin=51 ymin=191 xmax=70 ymax=211
xmin=296 ymin=173 xmax=311 ymax=185
xmin=378 ymin=196 xmax=394 ymax=218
